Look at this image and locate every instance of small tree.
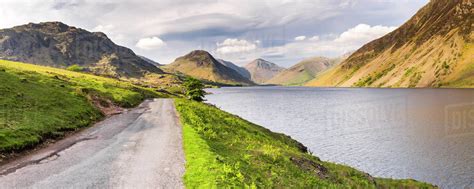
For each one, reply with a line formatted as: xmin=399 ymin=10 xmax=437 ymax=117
xmin=183 ymin=77 xmax=205 ymax=102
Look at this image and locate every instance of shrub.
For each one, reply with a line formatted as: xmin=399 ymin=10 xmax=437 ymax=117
xmin=183 ymin=77 xmax=205 ymax=102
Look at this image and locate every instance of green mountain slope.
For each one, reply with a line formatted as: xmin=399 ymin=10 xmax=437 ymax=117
xmin=0 ymin=22 xmax=163 ymax=78
xmin=307 ymin=0 xmax=473 ymax=88
xmin=163 ymin=50 xmax=254 ymax=85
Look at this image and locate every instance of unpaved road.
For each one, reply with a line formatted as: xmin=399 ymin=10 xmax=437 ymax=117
xmin=0 ymin=99 xmax=185 ymax=189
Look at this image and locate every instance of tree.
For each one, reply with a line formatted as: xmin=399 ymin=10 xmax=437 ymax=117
xmin=183 ymin=77 xmax=205 ymax=102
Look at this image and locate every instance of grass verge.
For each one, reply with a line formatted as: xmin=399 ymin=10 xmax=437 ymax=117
xmin=175 ymin=99 xmax=436 ymax=188
xmin=0 ymin=60 xmax=167 ymax=154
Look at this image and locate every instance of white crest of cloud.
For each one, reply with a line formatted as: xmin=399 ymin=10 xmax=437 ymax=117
xmin=294 ymin=36 xmax=306 ymax=41
xmin=135 ymin=37 xmax=166 ymax=50
xmin=216 ymin=38 xmax=257 ymax=54
xmin=334 ymin=24 xmax=397 ymax=44
xmin=309 ymin=36 xmax=320 ymax=41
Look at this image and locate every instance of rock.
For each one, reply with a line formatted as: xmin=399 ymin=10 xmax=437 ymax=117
xmin=290 ymin=156 xmax=328 ymax=179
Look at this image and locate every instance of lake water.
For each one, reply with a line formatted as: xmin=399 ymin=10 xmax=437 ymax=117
xmin=205 ymin=87 xmax=474 ymax=188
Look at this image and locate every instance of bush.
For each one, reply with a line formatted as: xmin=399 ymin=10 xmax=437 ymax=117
xmin=183 ymin=77 xmax=205 ymax=102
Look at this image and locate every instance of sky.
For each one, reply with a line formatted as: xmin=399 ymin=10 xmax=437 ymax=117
xmin=0 ymin=0 xmax=429 ymax=67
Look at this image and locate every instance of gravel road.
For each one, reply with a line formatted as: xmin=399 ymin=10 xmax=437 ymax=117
xmin=0 ymin=99 xmax=185 ymax=189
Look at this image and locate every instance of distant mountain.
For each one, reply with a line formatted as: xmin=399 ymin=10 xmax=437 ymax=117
xmin=217 ymin=59 xmax=251 ymax=79
xmin=266 ymin=57 xmax=342 ymax=86
xmin=307 ymin=0 xmax=473 ymax=88
xmin=163 ymin=50 xmax=254 ymax=85
xmin=139 ymin=55 xmax=162 ymax=67
xmin=0 ymin=22 xmax=163 ymax=78
xmin=244 ymin=59 xmax=285 ymax=84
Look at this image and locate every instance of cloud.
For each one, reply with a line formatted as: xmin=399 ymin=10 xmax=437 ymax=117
xmin=0 ymin=0 xmax=428 ymax=65
xmin=309 ymin=36 xmax=320 ymax=41
xmin=216 ymin=38 xmax=257 ymax=54
xmin=135 ymin=37 xmax=166 ymax=50
xmin=294 ymin=36 xmax=306 ymax=41
xmin=216 ymin=24 xmax=397 ymax=67
xmin=334 ymin=24 xmax=397 ymax=44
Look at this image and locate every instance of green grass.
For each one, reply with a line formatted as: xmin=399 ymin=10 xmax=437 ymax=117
xmin=66 ymin=64 xmax=85 ymax=72
xmin=175 ymin=99 xmax=436 ymax=188
xmin=0 ymin=60 xmax=167 ymax=153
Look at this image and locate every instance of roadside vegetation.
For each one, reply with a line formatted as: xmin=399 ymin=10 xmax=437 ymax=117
xmin=0 ymin=60 xmax=167 ymax=155
xmin=174 ymin=99 xmax=436 ymax=188
xmin=183 ymin=77 xmax=205 ymax=102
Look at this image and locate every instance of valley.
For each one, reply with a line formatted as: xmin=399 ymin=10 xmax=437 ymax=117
xmin=0 ymin=0 xmax=472 ymax=188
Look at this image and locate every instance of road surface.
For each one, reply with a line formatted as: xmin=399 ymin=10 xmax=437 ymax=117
xmin=0 ymin=99 xmax=185 ymax=189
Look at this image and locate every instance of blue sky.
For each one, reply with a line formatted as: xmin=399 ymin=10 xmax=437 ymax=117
xmin=0 ymin=0 xmax=429 ymax=67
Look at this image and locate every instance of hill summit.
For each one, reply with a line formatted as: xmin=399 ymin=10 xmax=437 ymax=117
xmin=163 ymin=50 xmax=254 ymax=85
xmin=267 ymin=57 xmax=341 ymax=86
xmin=0 ymin=22 xmax=163 ymax=78
xmin=244 ymin=59 xmax=285 ymax=84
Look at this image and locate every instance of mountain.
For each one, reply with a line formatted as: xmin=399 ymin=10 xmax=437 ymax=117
xmin=163 ymin=50 xmax=254 ymax=85
xmin=307 ymin=0 xmax=473 ymax=88
xmin=244 ymin=59 xmax=285 ymax=84
xmin=266 ymin=57 xmax=341 ymax=86
xmin=0 ymin=22 xmax=163 ymax=78
xmin=139 ymin=55 xmax=162 ymax=67
xmin=217 ymin=59 xmax=251 ymax=79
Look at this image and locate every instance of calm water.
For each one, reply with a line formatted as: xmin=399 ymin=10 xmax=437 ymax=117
xmin=205 ymin=87 xmax=474 ymax=188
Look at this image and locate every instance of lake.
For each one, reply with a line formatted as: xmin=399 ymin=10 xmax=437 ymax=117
xmin=205 ymin=87 xmax=474 ymax=188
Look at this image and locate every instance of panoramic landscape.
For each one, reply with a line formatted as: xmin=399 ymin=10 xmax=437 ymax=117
xmin=0 ymin=0 xmax=472 ymax=188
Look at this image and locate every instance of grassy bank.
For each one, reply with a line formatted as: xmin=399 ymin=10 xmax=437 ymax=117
xmin=174 ymin=99 xmax=435 ymax=188
xmin=0 ymin=60 xmax=166 ymax=154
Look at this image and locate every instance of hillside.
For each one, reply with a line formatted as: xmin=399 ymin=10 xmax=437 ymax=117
xmin=307 ymin=0 xmax=473 ymax=88
xmin=175 ymin=99 xmax=435 ymax=188
xmin=163 ymin=50 xmax=254 ymax=85
xmin=139 ymin=55 xmax=162 ymax=67
xmin=217 ymin=59 xmax=251 ymax=79
xmin=0 ymin=22 xmax=163 ymax=78
xmin=244 ymin=59 xmax=285 ymax=84
xmin=0 ymin=60 xmax=167 ymax=156
xmin=266 ymin=57 xmax=340 ymax=86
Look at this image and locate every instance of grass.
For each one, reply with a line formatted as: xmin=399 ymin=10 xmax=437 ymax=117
xmin=0 ymin=60 xmax=167 ymax=153
xmin=174 ymin=99 xmax=436 ymax=188
xmin=66 ymin=64 xmax=85 ymax=72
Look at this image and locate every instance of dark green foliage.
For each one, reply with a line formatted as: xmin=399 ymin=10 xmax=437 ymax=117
xmin=183 ymin=77 xmax=205 ymax=102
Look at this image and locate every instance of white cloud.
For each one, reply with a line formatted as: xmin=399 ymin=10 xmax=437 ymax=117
xmin=309 ymin=36 xmax=320 ymax=41
xmin=294 ymin=36 xmax=306 ymax=41
xmin=334 ymin=24 xmax=397 ymax=44
xmin=276 ymin=24 xmax=395 ymax=59
xmin=135 ymin=37 xmax=166 ymax=50
xmin=219 ymin=24 xmax=397 ymax=66
xmin=0 ymin=0 xmax=426 ymax=65
xmin=216 ymin=38 xmax=257 ymax=54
